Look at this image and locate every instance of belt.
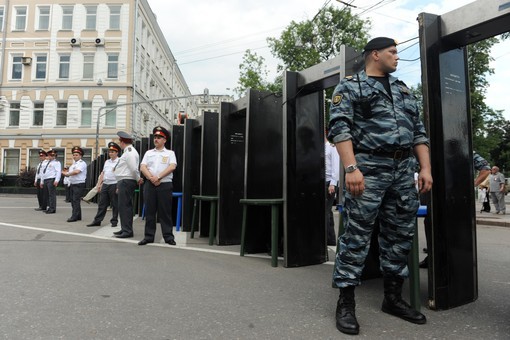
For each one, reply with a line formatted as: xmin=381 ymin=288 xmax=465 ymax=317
xmin=355 ymin=149 xmax=412 ymax=160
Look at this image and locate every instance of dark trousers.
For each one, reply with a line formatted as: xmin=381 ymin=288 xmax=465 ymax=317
xmin=36 ymin=179 xmax=47 ymax=209
xmin=92 ymin=183 xmax=118 ymax=225
xmin=117 ymin=179 xmax=137 ymax=235
xmin=143 ymin=181 xmax=174 ymax=242
xmin=44 ymin=178 xmax=57 ymax=212
xmin=326 ymin=182 xmax=337 ymax=245
xmin=70 ymin=183 xmax=85 ymax=219
xmin=65 ymin=186 xmax=71 ymax=202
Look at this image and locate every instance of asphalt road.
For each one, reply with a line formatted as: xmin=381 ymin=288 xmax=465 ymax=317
xmin=0 ymin=194 xmax=509 ymax=339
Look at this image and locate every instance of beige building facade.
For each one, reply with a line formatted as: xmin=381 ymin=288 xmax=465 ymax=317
xmin=0 ymin=0 xmax=198 ymax=176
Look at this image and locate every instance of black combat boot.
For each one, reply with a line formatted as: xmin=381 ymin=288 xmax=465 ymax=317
xmin=381 ymin=276 xmax=426 ymax=324
xmin=336 ymin=286 xmax=360 ymax=335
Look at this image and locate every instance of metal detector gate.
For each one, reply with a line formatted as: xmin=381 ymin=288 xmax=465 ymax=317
xmin=282 ymin=46 xmax=361 ymax=267
xmin=418 ymin=0 xmax=510 ymax=310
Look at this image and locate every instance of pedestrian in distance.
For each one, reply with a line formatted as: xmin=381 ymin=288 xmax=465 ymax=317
xmin=327 ymin=37 xmax=433 ymax=335
xmin=113 ymin=131 xmax=143 ymax=239
xmin=86 ymin=142 xmax=121 ymax=227
xmin=138 ymin=126 xmax=178 ymax=246
xmin=489 ymin=165 xmax=506 ymax=215
xmin=62 ymin=147 xmax=87 ymax=222
xmin=34 ymin=149 xmax=48 ymax=211
xmin=325 ymin=136 xmax=340 ymax=246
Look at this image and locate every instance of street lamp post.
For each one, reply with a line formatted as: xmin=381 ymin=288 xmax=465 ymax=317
xmin=94 ymin=89 xmax=209 ymax=158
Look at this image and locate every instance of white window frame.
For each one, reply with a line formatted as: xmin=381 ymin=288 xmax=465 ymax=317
xmin=0 ymin=7 xmax=5 ymax=32
xmin=61 ymin=5 xmax=73 ymax=30
xmin=85 ymin=6 xmax=97 ymax=30
xmin=34 ymin=54 xmax=47 ymax=80
xmin=82 ymin=54 xmax=94 ymax=80
xmin=59 ymin=55 xmax=70 ymax=79
xmin=33 ymin=102 xmax=44 ymax=126
xmin=3 ymin=149 xmax=20 ymax=175
xmin=13 ymin=6 xmax=27 ymax=31
xmin=11 ymin=55 xmax=23 ymax=80
xmin=109 ymin=5 xmax=121 ymax=30
xmin=9 ymin=102 xmax=20 ymax=127
xmin=81 ymin=101 xmax=92 ymax=127
xmin=37 ymin=6 xmax=50 ymax=30
xmin=107 ymin=54 xmax=119 ymax=79
xmin=56 ymin=102 xmax=68 ymax=126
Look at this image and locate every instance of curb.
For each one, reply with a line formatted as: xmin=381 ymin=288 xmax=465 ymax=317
xmin=476 ymin=218 xmax=510 ymax=228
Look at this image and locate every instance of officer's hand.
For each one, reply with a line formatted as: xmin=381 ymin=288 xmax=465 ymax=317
xmin=345 ymin=170 xmax=365 ymax=197
xmin=418 ymin=170 xmax=433 ymax=193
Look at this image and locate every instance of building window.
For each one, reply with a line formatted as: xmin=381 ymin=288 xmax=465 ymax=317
xmin=35 ymin=55 xmax=47 ymax=79
xmin=107 ymin=54 xmax=119 ymax=79
xmin=37 ymin=6 xmax=50 ymax=30
xmin=83 ymin=54 xmax=94 ymax=79
xmin=11 ymin=56 xmax=23 ymax=80
xmin=28 ymin=149 xmax=41 ymax=170
xmin=33 ymin=102 xmax=44 ymax=126
xmin=14 ymin=6 xmax=27 ymax=31
xmin=3 ymin=149 xmax=20 ymax=175
xmin=81 ymin=101 xmax=92 ymax=126
xmin=85 ymin=6 xmax=97 ymax=30
xmin=109 ymin=5 xmax=121 ymax=30
xmin=105 ymin=102 xmax=116 ymax=127
xmin=81 ymin=148 xmax=92 ymax=165
xmin=9 ymin=103 xmax=20 ymax=126
xmin=59 ymin=55 xmax=70 ymax=79
xmin=56 ymin=102 xmax=67 ymax=126
xmin=62 ymin=6 xmax=73 ymax=30
xmin=0 ymin=7 xmax=5 ymax=32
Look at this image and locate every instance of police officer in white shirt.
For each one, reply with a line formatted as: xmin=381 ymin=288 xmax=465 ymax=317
xmin=42 ymin=149 xmax=62 ymax=214
xmin=325 ymin=138 xmax=340 ymax=245
xmin=113 ymin=131 xmax=142 ymax=238
xmin=87 ymin=142 xmax=121 ymax=227
xmin=138 ymin=126 xmax=177 ymax=246
xmin=34 ymin=149 xmax=48 ymax=211
xmin=62 ymin=146 xmax=87 ymax=222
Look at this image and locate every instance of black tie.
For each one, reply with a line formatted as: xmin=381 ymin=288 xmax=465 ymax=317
xmin=43 ymin=160 xmax=52 ymax=174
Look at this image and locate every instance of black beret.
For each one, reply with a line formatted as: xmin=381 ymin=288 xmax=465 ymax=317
xmin=38 ymin=149 xmax=47 ymax=156
xmin=71 ymin=146 xmax=84 ymax=155
xmin=153 ymin=126 xmax=169 ymax=139
xmin=117 ymin=131 xmax=133 ymax=140
xmin=363 ymin=37 xmax=398 ymax=52
xmin=108 ymin=142 xmax=121 ymax=152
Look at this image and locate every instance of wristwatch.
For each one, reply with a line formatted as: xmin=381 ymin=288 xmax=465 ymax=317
xmin=345 ymin=164 xmax=358 ymax=173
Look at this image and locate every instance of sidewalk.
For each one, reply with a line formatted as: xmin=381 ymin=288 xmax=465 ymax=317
xmin=475 ymin=199 xmax=510 ymax=228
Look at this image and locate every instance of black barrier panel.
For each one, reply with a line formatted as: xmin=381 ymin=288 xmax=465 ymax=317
xmin=172 ymin=125 xmax=185 ymax=222
xmin=181 ymin=119 xmax=202 ymax=231
xmin=218 ymin=99 xmax=247 ymax=245
xmin=419 ymin=12 xmax=477 ymax=310
xmin=198 ymin=111 xmax=219 ymax=236
xmin=244 ymin=92 xmax=283 ymax=253
xmin=284 ymin=71 xmax=327 ymax=267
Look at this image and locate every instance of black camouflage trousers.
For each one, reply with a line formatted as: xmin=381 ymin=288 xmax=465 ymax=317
xmin=333 ymin=153 xmax=419 ymax=288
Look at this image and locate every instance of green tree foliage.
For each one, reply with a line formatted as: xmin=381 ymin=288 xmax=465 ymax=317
xmin=267 ymin=6 xmax=370 ymax=73
xmin=236 ymin=5 xmax=370 ymax=96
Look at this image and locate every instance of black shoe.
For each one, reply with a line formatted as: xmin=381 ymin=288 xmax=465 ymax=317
xmin=336 ymin=287 xmax=359 ymax=335
xmin=111 ymin=224 xmax=117 ymax=227
xmin=115 ymin=233 xmax=133 ymax=238
xmin=138 ymin=239 xmax=153 ymax=246
xmin=113 ymin=230 xmax=123 ymax=235
xmin=419 ymin=256 xmax=428 ymax=268
xmin=166 ymin=240 xmax=176 ymax=246
xmin=67 ymin=218 xmax=78 ymax=222
xmin=45 ymin=210 xmax=56 ymax=214
xmin=34 ymin=207 xmax=44 ymax=211
xmin=86 ymin=222 xmax=101 ymax=227
xmin=382 ymin=277 xmax=426 ymax=324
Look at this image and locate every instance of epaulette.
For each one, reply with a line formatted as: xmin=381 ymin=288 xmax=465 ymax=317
xmin=128 ymin=147 xmax=132 ymax=152
xmin=345 ymin=75 xmax=354 ymax=80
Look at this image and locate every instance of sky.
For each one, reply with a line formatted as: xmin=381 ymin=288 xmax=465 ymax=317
xmin=146 ymin=0 xmax=510 ymax=120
